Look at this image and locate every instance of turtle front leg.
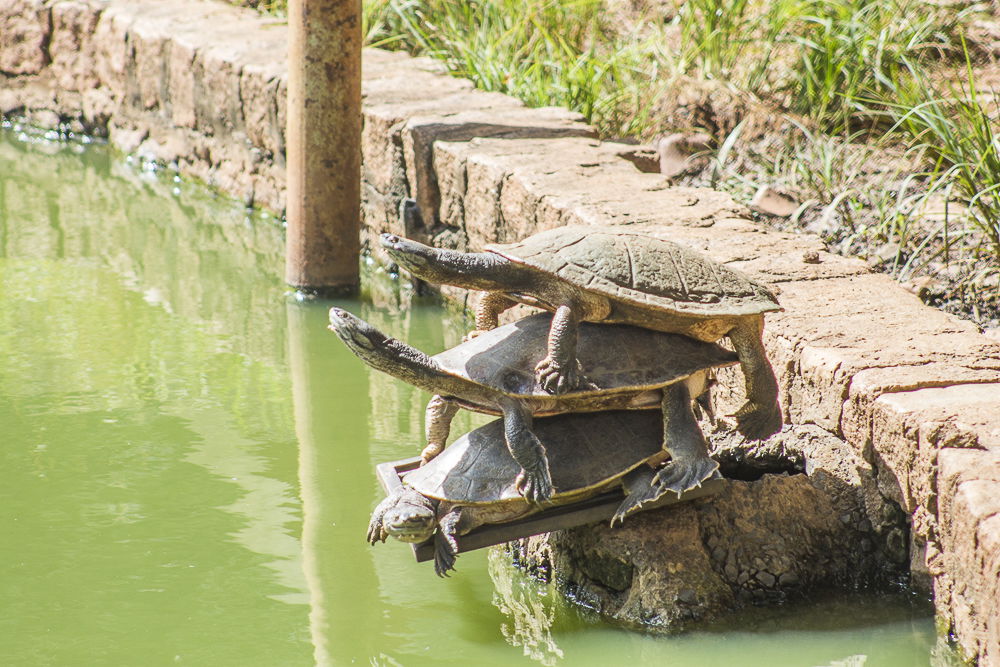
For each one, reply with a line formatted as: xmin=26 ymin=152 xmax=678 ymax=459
xmin=423 ymin=394 xmax=459 ymax=463
xmin=500 ymin=399 xmax=554 ymax=503
xmin=611 ymin=466 xmax=658 ymax=526
xmin=366 ymin=493 xmax=399 ymax=545
xmin=535 ymin=304 xmax=584 ymax=395
xmin=474 ymin=291 xmax=517 ymax=331
xmin=652 ymin=382 xmax=720 ymax=496
xmin=728 ymin=317 xmax=782 ymax=440
xmin=433 ymin=508 xmax=463 ymax=577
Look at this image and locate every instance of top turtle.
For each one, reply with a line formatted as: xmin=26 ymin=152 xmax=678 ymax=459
xmin=381 ymin=224 xmax=783 ymax=440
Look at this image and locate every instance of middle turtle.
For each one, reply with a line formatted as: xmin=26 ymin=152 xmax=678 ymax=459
xmin=329 ymin=308 xmax=738 ymax=503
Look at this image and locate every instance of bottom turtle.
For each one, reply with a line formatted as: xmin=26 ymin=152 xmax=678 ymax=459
xmin=368 ymin=409 xmax=717 ymax=576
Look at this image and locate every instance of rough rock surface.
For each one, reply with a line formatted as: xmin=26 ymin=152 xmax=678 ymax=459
xmin=3 ymin=0 xmax=1000 ymax=661
xmin=510 ymin=424 xmax=909 ymax=630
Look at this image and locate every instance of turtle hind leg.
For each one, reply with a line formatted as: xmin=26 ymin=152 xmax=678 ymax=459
xmin=611 ymin=467 xmax=658 ymax=527
xmin=652 ymin=382 xmax=720 ymax=496
xmin=728 ymin=317 xmax=783 ymax=440
xmin=474 ymin=291 xmax=517 ymax=332
xmin=733 ymin=400 xmax=783 ymax=441
xmin=423 ymin=395 xmax=459 ymax=464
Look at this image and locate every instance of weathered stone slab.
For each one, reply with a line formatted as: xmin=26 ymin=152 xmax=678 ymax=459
xmin=433 ymin=137 xmax=747 ymax=250
xmin=867 ymin=383 xmax=1000 ymax=509
xmin=403 ymin=106 xmax=592 ymax=231
xmin=240 ymin=61 xmax=286 ymax=160
xmin=760 ymin=274 xmax=1000 ymax=433
xmin=0 ymin=0 xmax=50 ymax=76
xmin=938 ymin=448 xmax=1000 ymax=664
xmin=90 ymin=3 xmax=134 ymax=100
xmin=49 ymin=0 xmax=104 ymax=92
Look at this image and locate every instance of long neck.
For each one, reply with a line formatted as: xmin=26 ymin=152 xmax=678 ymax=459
xmin=434 ymin=251 xmax=529 ymax=292
xmin=363 ymin=338 xmax=471 ymax=396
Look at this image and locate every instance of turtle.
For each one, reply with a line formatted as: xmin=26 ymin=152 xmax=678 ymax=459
xmin=379 ymin=225 xmax=783 ymax=441
xmin=368 ymin=410 xmax=708 ymax=576
xmin=328 ymin=308 xmax=738 ymax=504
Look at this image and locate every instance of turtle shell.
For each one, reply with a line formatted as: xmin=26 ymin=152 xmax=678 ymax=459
xmin=486 ymin=226 xmax=781 ymax=318
xmin=431 ymin=312 xmax=738 ymax=397
xmin=404 ymin=410 xmax=664 ymax=504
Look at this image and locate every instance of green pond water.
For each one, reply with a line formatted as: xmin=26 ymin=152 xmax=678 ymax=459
xmin=0 ymin=127 xmax=954 ymax=666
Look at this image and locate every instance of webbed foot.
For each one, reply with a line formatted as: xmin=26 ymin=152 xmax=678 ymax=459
xmin=535 ymin=354 xmax=581 ymax=395
xmin=536 ymin=356 xmax=597 ymax=395
xmin=515 ymin=462 xmax=554 ymax=504
xmin=611 ymin=492 xmax=651 ymax=527
xmin=733 ymin=400 xmax=782 ymax=440
xmin=652 ymin=457 xmax=720 ymax=498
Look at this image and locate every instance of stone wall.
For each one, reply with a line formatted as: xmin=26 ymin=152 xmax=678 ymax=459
xmin=3 ymin=0 xmax=1000 ymax=662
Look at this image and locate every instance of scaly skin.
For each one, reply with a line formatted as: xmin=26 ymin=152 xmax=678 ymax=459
xmin=475 ymin=292 xmax=516 ymax=331
xmin=423 ymin=394 xmax=459 ymax=463
xmin=727 ymin=318 xmax=782 ymax=440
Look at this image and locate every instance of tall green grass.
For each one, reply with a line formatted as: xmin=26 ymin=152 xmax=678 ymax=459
xmin=364 ymin=0 xmax=657 ymax=135
xmin=880 ymin=54 xmax=1000 ymax=265
xmin=784 ymin=0 xmax=962 ymax=133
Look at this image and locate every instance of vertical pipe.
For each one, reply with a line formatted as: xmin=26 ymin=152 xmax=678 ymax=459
xmin=285 ymin=0 xmax=362 ymax=294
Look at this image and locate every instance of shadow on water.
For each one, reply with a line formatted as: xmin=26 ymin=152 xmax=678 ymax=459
xmin=0 ymin=127 xmax=963 ymax=666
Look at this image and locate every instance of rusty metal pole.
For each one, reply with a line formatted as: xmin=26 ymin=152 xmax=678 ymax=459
xmin=285 ymin=0 xmax=362 ymax=294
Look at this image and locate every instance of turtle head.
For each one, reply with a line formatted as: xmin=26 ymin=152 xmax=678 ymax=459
xmin=383 ymin=488 xmax=437 ymax=543
xmin=380 ymin=233 xmax=512 ymax=290
xmin=328 ymin=308 xmax=392 ymax=359
xmin=328 ymin=308 xmax=447 ymax=390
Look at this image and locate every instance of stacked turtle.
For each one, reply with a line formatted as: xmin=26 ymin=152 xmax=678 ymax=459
xmin=328 ymin=223 xmax=783 ymax=575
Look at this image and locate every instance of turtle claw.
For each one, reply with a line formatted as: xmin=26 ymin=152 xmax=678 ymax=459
xmin=535 ymin=356 xmax=584 ymax=395
xmin=515 ymin=464 xmax=554 ymax=505
xmin=462 ymin=329 xmax=487 ymax=343
xmin=611 ymin=495 xmax=645 ymax=527
xmin=733 ymin=401 xmax=782 ymax=440
xmin=366 ymin=518 xmax=387 ymax=545
xmin=420 ymin=442 xmax=443 ymax=464
xmin=652 ymin=458 xmax=720 ymax=497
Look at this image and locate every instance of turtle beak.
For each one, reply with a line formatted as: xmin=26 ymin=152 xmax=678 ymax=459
xmin=328 ymin=307 xmax=350 ymax=331
xmin=328 ymin=308 xmax=377 ymax=351
xmin=385 ymin=506 xmax=436 ymax=543
xmin=380 ymin=233 xmax=430 ymax=269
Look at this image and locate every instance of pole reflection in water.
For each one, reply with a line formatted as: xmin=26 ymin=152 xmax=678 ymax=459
xmin=288 ymin=300 xmax=381 ymax=665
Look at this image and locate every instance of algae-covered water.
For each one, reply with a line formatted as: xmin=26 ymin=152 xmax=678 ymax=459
xmin=0 ymin=127 xmax=952 ymax=666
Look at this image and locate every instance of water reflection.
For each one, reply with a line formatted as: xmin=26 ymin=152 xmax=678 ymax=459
xmin=1 ymin=130 xmax=310 ymax=665
xmin=488 ymin=549 xmax=564 ymax=666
